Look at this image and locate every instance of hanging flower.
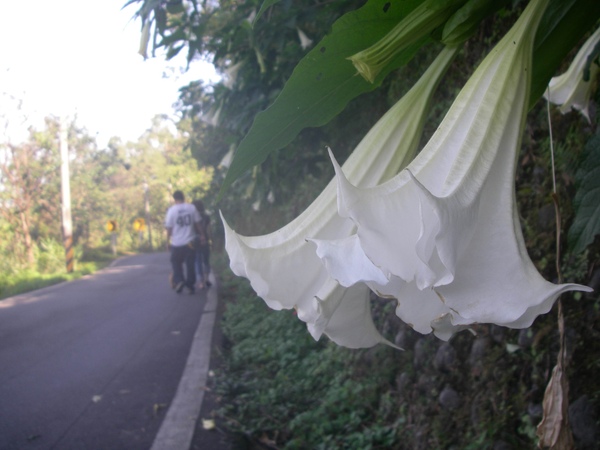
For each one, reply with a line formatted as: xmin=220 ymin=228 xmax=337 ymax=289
xmin=348 ymin=0 xmax=465 ymax=83
xmin=296 ymin=28 xmax=313 ymax=50
xmin=222 ymin=47 xmax=458 ymax=347
xmin=544 ymin=26 xmax=600 ymax=122
xmin=312 ymin=0 xmax=592 ymax=340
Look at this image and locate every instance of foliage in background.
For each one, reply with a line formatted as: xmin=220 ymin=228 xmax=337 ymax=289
xmin=0 ymin=108 xmax=214 ymax=295
xmin=569 ymin=126 xmax=600 ymax=253
xmin=0 ymin=238 xmax=110 ymax=300
xmin=128 ymin=0 xmax=398 ymax=210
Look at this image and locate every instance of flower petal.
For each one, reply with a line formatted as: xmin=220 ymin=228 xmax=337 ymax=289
xmin=435 ymin=166 xmax=593 ymax=326
xmin=307 ymin=280 xmax=397 ymax=349
xmin=545 ymin=26 xmax=600 ymax=122
xmin=374 ymin=276 xmax=458 ymax=337
xmin=310 ymin=234 xmax=471 ymax=341
xmin=309 ymin=234 xmax=389 ymax=288
xmin=222 ymin=210 xmax=346 ymax=313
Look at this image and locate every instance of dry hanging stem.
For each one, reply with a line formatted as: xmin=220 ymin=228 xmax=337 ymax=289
xmin=535 ymin=96 xmax=574 ymax=450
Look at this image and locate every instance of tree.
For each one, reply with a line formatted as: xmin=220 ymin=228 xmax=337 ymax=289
xmin=127 ymin=0 xmax=370 ymax=204
xmin=0 ymin=118 xmax=61 ymax=267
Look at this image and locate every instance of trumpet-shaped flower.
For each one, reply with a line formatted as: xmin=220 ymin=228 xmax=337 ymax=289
xmin=544 ymin=26 xmax=600 ymax=122
xmin=313 ymin=0 xmax=592 ymax=340
xmin=222 ymin=47 xmax=457 ymax=347
xmin=296 ymin=28 xmax=313 ymax=50
xmin=349 ymin=0 xmax=465 ymax=83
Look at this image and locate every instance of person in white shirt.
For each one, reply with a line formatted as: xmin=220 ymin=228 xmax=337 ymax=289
xmin=165 ymin=190 xmax=203 ymax=294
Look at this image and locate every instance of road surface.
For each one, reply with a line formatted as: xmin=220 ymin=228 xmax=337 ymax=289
xmin=0 ymin=252 xmax=213 ymax=450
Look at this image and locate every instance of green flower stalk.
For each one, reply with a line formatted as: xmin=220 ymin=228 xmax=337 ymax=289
xmin=348 ymin=0 xmax=465 ymax=83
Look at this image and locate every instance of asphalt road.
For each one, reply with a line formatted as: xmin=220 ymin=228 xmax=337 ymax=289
xmin=0 ymin=252 xmax=213 ymax=450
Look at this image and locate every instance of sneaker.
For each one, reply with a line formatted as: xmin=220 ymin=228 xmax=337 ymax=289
xmin=175 ymin=281 xmax=185 ymax=293
xmin=205 ymin=280 xmax=212 ymax=288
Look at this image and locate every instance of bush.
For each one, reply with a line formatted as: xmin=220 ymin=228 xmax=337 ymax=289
xmin=0 ymin=238 xmax=111 ymax=300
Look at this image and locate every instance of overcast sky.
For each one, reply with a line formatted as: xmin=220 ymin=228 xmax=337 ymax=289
xmin=0 ymin=0 xmax=218 ymax=147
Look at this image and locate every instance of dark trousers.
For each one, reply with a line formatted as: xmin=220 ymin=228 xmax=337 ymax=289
xmin=170 ymin=244 xmax=196 ymax=288
xmin=194 ymin=238 xmax=211 ymax=281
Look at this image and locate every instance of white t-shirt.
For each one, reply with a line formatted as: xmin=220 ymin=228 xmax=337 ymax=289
xmin=165 ymin=203 xmax=202 ymax=246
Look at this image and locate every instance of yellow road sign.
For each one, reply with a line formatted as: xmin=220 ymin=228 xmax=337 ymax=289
xmin=133 ymin=218 xmax=146 ymax=232
xmin=106 ymin=220 xmax=117 ymax=232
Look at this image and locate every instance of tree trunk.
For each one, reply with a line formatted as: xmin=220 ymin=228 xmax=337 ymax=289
xmin=19 ymin=210 xmax=35 ymax=268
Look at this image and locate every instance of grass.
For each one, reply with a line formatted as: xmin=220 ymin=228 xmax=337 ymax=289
xmin=0 ymin=253 xmax=118 ymax=300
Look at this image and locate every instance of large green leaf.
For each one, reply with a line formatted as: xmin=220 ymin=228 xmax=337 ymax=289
xmin=219 ymin=0 xmax=426 ymax=195
xmin=569 ymin=129 xmax=600 ymax=254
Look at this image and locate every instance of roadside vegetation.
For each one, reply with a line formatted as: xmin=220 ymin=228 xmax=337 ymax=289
xmin=0 ymin=241 xmax=117 ymax=300
xmin=0 ymin=263 xmax=101 ymax=300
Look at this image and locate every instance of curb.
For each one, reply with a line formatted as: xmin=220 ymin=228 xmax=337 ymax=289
xmin=150 ymin=273 xmax=218 ymax=450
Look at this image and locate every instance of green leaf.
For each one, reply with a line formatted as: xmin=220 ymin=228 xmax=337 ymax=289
xmin=166 ymin=44 xmax=184 ymax=60
xmin=569 ymin=129 xmax=600 ymax=253
xmin=529 ymin=0 xmax=600 ymax=108
xmin=159 ymin=28 xmax=187 ymax=47
xmin=219 ymin=0 xmax=425 ymax=195
xmin=254 ymin=0 xmax=281 ymax=27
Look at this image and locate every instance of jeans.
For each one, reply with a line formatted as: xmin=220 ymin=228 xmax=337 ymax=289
xmin=195 ymin=238 xmax=211 ymax=282
xmin=170 ymin=243 xmax=196 ymax=289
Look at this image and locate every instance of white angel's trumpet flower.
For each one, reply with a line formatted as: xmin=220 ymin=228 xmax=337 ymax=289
xmin=544 ymin=26 xmax=600 ymax=122
xmin=348 ymin=0 xmax=465 ymax=83
xmin=313 ymin=0 xmax=592 ymax=340
xmin=296 ymin=28 xmax=313 ymax=50
xmin=222 ymin=47 xmax=457 ymax=347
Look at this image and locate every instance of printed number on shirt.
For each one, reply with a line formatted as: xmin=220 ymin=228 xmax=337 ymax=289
xmin=176 ymin=214 xmax=192 ymax=227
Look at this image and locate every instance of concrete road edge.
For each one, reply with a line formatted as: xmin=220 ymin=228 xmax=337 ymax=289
xmin=150 ymin=275 xmax=218 ymax=450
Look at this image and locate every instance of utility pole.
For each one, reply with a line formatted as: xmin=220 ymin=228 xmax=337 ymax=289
xmin=60 ymin=117 xmax=74 ymax=272
xmin=143 ymin=179 xmax=153 ymax=250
